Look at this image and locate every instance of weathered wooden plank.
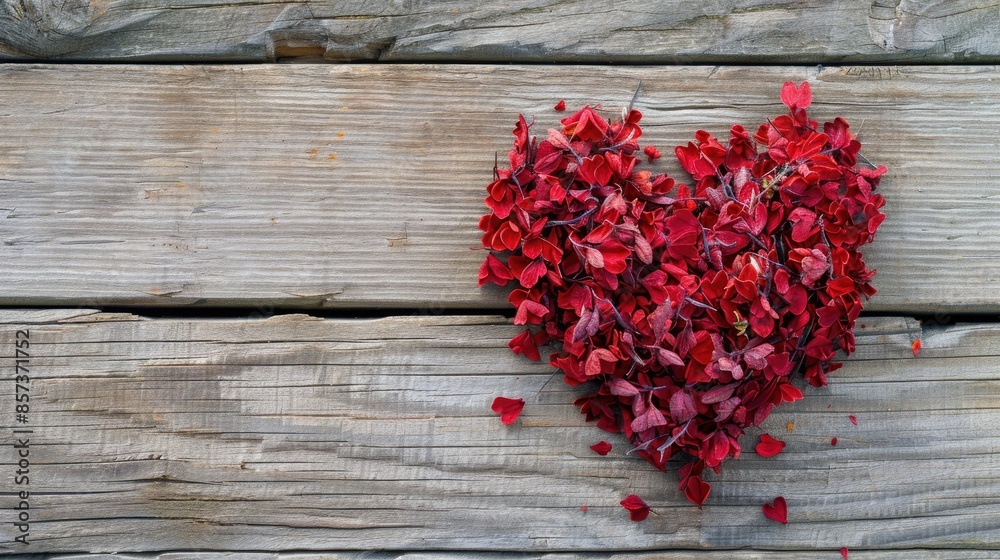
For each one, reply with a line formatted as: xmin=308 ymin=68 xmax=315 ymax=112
xmin=1 ymin=64 xmax=999 ymax=312
xmin=2 ymin=310 xmax=999 ymax=552
xmin=0 ymin=1 xmax=998 ymax=63
xmin=33 ymin=551 xmax=1000 ymax=560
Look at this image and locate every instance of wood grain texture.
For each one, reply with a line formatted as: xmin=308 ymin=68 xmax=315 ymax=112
xmin=2 ymin=310 xmax=999 ymax=553
xmin=1 ymin=64 xmax=998 ymax=313
xmin=32 ymin=552 xmax=1000 ymax=560
xmin=0 ymin=0 xmax=999 ymax=63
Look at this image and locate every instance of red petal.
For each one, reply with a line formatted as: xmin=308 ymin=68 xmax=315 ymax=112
xmin=684 ymin=476 xmax=712 ymax=507
xmin=491 ymin=396 xmax=525 ymax=425
xmin=849 ymin=415 xmax=858 ymax=426
xmin=911 ymin=339 xmax=922 ymax=357
xmin=780 ymin=81 xmax=812 ymax=110
xmin=779 ymin=384 xmax=804 ymax=403
xmin=669 ymin=390 xmax=697 ymax=423
xmin=478 ymin=253 xmax=514 ymax=287
xmin=762 ymin=496 xmax=788 ymax=524
xmin=508 ymin=329 xmax=541 ymax=361
xmin=755 ymin=433 xmax=786 ymax=457
xmin=831 ymin=437 xmax=838 ymax=446
xmin=841 ymin=547 xmax=849 ymax=559
xmin=643 ymin=145 xmax=662 ymax=162
xmin=590 ymin=440 xmax=612 ymax=455
xmin=554 ymin=99 xmax=566 ymax=112
xmin=620 ymin=494 xmax=650 ymax=521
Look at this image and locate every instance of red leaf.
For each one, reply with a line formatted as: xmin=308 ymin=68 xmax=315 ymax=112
xmin=657 ymin=347 xmax=685 ymax=368
xmin=508 ymin=329 xmax=541 ymax=361
xmin=743 ymin=343 xmax=775 ymax=370
xmin=606 ymin=377 xmax=640 ymax=397
xmin=573 ymin=306 xmax=601 ymax=343
xmin=684 ymin=476 xmax=712 ymax=507
xmin=597 ymin=241 xmax=631 ymax=274
xmin=514 ymin=299 xmax=548 ymax=326
xmin=491 ymin=397 xmax=525 ymax=425
xmin=620 ymin=494 xmax=650 ymax=521
xmin=554 ymin=99 xmax=566 ymax=112
xmin=780 ymin=81 xmax=812 ymax=110
xmin=669 ymin=390 xmax=697 ymax=423
xmin=849 ymin=415 xmax=858 ymax=426
xmin=561 ymin=106 xmax=609 ymax=142
xmin=778 ymin=384 xmax=804 ymax=403
xmin=755 ymin=433 xmax=786 ymax=457
xmin=634 ymin=234 xmax=653 ymax=264
xmin=762 ymin=496 xmax=788 ymax=524
xmin=519 ymin=259 xmax=548 ymax=289
xmin=643 ymin=145 xmax=662 ymax=162
xmin=631 ymin=404 xmax=668 ymax=432
xmin=478 ymin=253 xmax=514 ymax=287
xmin=912 ymin=339 xmax=922 ymax=357
xmin=585 ymin=348 xmax=618 ymax=376
xmin=799 ymin=249 xmax=829 ymax=289
xmin=590 ymin=440 xmax=612 ymax=455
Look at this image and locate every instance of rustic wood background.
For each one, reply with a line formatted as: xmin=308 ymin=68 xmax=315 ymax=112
xmin=1 ymin=1 xmax=999 ymax=558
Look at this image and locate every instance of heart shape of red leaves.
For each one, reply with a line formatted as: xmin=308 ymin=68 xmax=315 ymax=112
xmin=479 ymin=82 xmax=887 ymax=505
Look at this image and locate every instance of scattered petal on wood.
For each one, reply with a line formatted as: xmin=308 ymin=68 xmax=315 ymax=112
xmin=849 ymin=415 xmax=858 ymax=426
xmin=912 ymin=339 xmax=922 ymax=357
xmin=755 ymin=434 xmax=786 ymax=457
xmin=491 ymin=397 xmax=525 ymax=425
xmin=620 ymin=494 xmax=650 ymax=521
xmin=590 ymin=440 xmax=612 ymax=455
xmin=762 ymin=496 xmax=788 ymax=524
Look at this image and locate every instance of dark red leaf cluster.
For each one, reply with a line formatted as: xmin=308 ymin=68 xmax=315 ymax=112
xmin=479 ymin=82 xmax=886 ymax=505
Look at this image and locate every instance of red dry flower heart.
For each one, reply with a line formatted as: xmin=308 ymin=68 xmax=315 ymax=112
xmin=480 ymin=82 xmax=886 ymax=505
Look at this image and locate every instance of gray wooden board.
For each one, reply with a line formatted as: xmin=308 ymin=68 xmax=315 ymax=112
xmin=1 ymin=64 xmax=999 ymax=313
xmin=28 ymin=552 xmax=1000 ymax=560
xmin=1 ymin=0 xmax=999 ymax=63
xmin=2 ymin=310 xmax=999 ymax=552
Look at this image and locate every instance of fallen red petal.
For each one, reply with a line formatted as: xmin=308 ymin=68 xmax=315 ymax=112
xmin=580 ymin=505 xmax=588 ymax=512
xmin=849 ymin=415 xmax=858 ymax=426
xmin=684 ymin=476 xmax=712 ymax=507
xmin=620 ymin=494 xmax=650 ymax=521
xmin=762 ymin=496 xmax=788 ymax=524
xmin=590 ymin=440 xmax=613 ymax=455
xmin=755 ymin=433 xmax=786 ymax=457
xmin=912 ymin=339 xmax=922 ymax=357
xmin=841 ymin=547 xmax=849 ymax=559
xmin=554 ymin=99 xmax=566 ymax=112
xmin=491 ymin=396 xmax=525 ymax=425
xmin=831 ymin=437 xmax=838 ymax=446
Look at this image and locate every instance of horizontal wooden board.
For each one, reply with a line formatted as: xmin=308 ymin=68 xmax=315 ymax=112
xmin=2 ymin=310 xmax=1000 ymax=552
xmin=35 ymin=552 xmax=1000 ymax=560
xmin=0 ymin=1 xmax=998 ymax=63
xmin=1 ymin=64 xmax=998 ymax=313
